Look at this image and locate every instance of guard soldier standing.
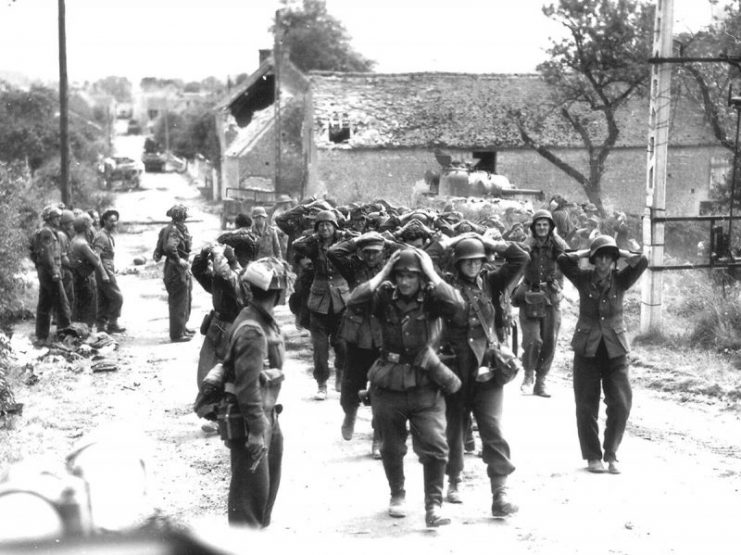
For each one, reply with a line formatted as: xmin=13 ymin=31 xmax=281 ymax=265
xmin=440 ymin=234 xmax=528 ymax=517
xmin=213 ymin=257 xmax=289 ymax=528
xmin=346 ymin=248 xmax=465 ymax=528
xmin=292 ymin=210 xmax=352 ymax=399
xmin=162 ymin=204 xmax=194 ymax=342
xmin=31 ymin=206 xmax=71 ymax=344
xmin=69 ymin=214 xmax=108 ymax=328
xmin=93 ymin=209 xmax=125 ymax=334
xmin=57 ymin=210 xmax=76 ymax=320
xmin=557 ymin=235 xmax=647 ymax=474
xmin=515 ymin=209 xmax=569 ymax=397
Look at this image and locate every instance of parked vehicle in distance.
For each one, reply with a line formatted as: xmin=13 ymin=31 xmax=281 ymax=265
xmin=99 ymin=156 xmax=142 ymax=190
xmin=142 ymin=136 xmax=165 ymax=172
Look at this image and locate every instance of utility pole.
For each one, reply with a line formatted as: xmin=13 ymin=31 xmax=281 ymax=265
xmin=641 ymin=0 xmax=674 ymax=333
xmin=274 ymin=9 xmax=283 ymax=194
xmin=58 ymin=0 xmax=70 ymax=205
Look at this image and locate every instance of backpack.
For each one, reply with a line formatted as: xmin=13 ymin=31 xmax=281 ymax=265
xmin=153 ymin=225 xmax=168 ymax=262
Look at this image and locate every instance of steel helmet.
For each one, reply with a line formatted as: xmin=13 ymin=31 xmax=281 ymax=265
xmin=314 ymin=210 xmax=338 ymax=230
xmin=41 ymin=205 xmax=62 ymax=222
xmin=588 ymin=235 xmax=619 ymax=264
xmin=356 ymin=231 xmax=385 ymax=251
xmin=60 ymin=209 xmax=75 ymax=226
xmin=251 ymin=206 xmax=268 ymax=218
xmin=241 ymin=257 xmax=290 ymax=291
xmin=529 ymin=209 xmax=554 ymax=233
xmin=393 ymin=249 xmax=422 ymax=274
xmin=72 ymin=214 xmax=92 ymax=233
xmin=453 ymin=237 xmax=486 ymax=264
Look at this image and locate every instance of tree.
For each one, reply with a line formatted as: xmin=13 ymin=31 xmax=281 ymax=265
xmin=152 ymin=104 xmax=221 ymax=169
xmin=510 ymin=0 xmax=653 ymax=213
xmin=273 ymin=0 xmax=375 ymax=72
xmin=92 ymin=76 xmax=133 ymax=103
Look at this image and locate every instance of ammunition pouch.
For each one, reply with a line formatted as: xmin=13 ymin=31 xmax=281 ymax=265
xmin=476 ymin=345 xmax=521 ymax=387
xmin=217 ymin=401 xmax=247 ymax=441
xmin=523 ymin=291 xmax=548 ymax=319
xmin=416 ymin=346 xmax=461 ymax=395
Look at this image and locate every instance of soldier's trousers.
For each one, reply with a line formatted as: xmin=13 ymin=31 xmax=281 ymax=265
xmin=164 ymin=263 xmax=192 ymax=340
xmin=309 ymin=310 xmax=346 ymax=386
xmin=61 ymin=268 xmax=75 ymax=321
xmin=340 ymin=344 xmax=378 ymax=414
xmin=228 ymin=415 xmax=283 ymax=528
xmin=371 ymin=386 xmax=448 ymax=507
xmin=196 ymin=313 xmax=232 ymax=388
xmin=96 ymin=273 xmax=123 ymax=327
xmin=446 ymin=345 xmax=515 ymax=484
xmin=35 ymin=271 xmax=71 ymax=340
xmin=519 ymin=304 xmax=561 ymax=377
xmin=73 ymin=270 xmax=98 ymax=327
xmin=573 ymin=340 xmax=632 ymax=463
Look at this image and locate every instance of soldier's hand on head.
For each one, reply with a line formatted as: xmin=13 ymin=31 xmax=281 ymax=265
xmin=382 ymin=250 xmax=400 ymax=279
xmin=415 ymin=248 xmax=437 ymax=279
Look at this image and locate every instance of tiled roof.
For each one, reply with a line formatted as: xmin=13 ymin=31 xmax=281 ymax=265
xmin=309 ymin=72 xmax=716 ymax=150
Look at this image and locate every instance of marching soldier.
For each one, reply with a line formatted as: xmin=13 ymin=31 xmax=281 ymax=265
xmin=292 ymin=210 xmax=352 ymax=400
xmin=440 ymin=234 xmax=528 ymax=517
xmin=93 ymin=209 xmax=125 ymax=334
xmin=346 ymin=248 xmax=465 ymax=528
xmin=557 ymin=235 xmax=647 ymax=474
xmin=30 ymin=205 xmax=71 ymax=344
xmin=515 ymin=210 xmax=569 ymax=397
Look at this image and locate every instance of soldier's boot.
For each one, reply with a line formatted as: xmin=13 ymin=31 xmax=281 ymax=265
xmin=371 ymin=428 xmax=382 ymax=460
xmin=491 ymin=476 xmax=519 ymax=518
xmin=520 ymin=370 xmax=535 ymax=394
xmin=416 ymin=347 xmax=461 ymax=395
xmin=533 ymin=374 xmax=551 ymax=398
xmin=388 ymin=490 xmax=407 ymax=518
xmin=107 ymin=319 xmax=126 ymax=334
xmin=383 ymin=460 xmax=406 ymax=517
xmin=445 ymin=476 xmax=463 ymax=504
xmin=424 ymin=460 xmax=451 ymax=527
xmin=341 ymin=407 xmax=357 ymax=441
xmin=96 ymin=320 xmax=108 ymax=334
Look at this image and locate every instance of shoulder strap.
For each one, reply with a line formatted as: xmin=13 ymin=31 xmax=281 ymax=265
xmin=222 ymin=317 xmax=262 ymax=376
xmin=460 ymin=285 xmax=497 ymax=346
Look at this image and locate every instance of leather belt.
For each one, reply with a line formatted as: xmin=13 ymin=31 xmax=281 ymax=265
xmin=382 ymin=351 xmax=415 ymax=365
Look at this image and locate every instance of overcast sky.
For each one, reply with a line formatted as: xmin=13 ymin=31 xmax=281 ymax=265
xmin=0 ymin=0 xmax=725 ymax=85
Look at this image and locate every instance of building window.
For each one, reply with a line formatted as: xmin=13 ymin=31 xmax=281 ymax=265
xmin=328 ymin=112 xmax=351 ymax=143
xmin=710 ymin=155 xmax=731 ymax=194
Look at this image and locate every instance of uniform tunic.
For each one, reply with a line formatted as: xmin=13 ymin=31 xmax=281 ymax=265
xmin=444 ymin=243 xmax=529 ymax=482
xmin=93 ymin=228 xmax=123 ymax=327
xmin=224 ymin=304 xmax=284 ymax=528
xmin=558 ymin=251 xmax=648 ymax=462
xmin=251 ymin=223 xmax=282 ymax=259
xmin=69 ymin=234 xmax=103 ymax=327
xmin=162 ymin=222 xmax=192 ymax=339
xmin=32 ymin=224 xmax=71 ymax=340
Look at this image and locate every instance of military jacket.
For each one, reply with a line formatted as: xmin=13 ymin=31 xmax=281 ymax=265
xmin=57 ymin=231 xmax=72 ymax=272
xmin=163 ymin=222 xmax=192 ymax=265
xmin=445 ymin=243 xmax=530 ymax=366
xmin=224 ymin=304 xmax=285 ymax=437
xmin=69 ymin=235 xmax=102 ymax=277
xmin=191 ymin=251 xmax=244 ymax=322
xmin=348 ymin=279 xmax=464 ymax=390
xmin=251 ymin=224 xmax=282 ymax=259
xmin=32 ymin=224 xmax=62 ymax=277
xmin=558 ymin=253 xmax=648 ymax=358
xmin=523 ymin=233 xmax=569 ymax=303
xmin=293 ymin=232 xmax=352 ymax=315
xmin=93 ymin=229 xmax=116 ymax=275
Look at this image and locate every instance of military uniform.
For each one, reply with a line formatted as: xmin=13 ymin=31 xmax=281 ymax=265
xmin=224 ymin=299 xmax=285 ymax=527
xmin=93 ymin=227 xmax=124 ymax=332
xmin=347 ymin=276 xmax=464 ymax=523
xmin=162 ymin=221 xmax=193 ymax=340
xmin=443 ymin=242 xmax=528 ymax=511
xmin=517 ymin=231 xmax=569 ymax=394
xmin=292 ymin=228 xmax=352 ymax=393
xmin=69 ymin=229 xmax=104 ymax=327
xmin=251 ymin=222 xmax=283 ymax=259
xmin=558 ymin=246 xmax=647 ymax=465
xmin=57 ymin=228 xmax=75 ymax=321
xmin=31 ymin=219 xmax=71 ymax=341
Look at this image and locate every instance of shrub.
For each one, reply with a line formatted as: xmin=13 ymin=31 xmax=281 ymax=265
xmin=688 ymin=281 xmax=741 ymax=351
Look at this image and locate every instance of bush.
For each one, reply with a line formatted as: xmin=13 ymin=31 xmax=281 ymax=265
xmin=687 ymin=281 xmax=741 ymax=351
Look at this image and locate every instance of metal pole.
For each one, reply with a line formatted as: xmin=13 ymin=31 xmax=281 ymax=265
xmin=58 ymin=0 xmax=70 ymax=206
xmin=274 ymin=9 xmax=283 ymax=193
xmin=728 ymin=106 xmax=741 ymax=251
xmin=641 ymin=0 xmax=674 ymax=334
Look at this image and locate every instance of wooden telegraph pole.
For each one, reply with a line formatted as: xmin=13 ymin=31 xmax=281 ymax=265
xmin=274 ymin=9 xmax=283 ymax=194
xmin=641 ymin=0 xmax=674 ymax=334
xmin=58 ymin=0 xmax=70 ymax=206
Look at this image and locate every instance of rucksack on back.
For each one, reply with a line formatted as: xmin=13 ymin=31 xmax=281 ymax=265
xmin=153 ymin=226 xmax=168 ymax=262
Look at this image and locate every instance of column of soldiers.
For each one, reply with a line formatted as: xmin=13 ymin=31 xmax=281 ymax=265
xmin=188 ymin=195 xmax=645 ymax=530
xmin=30 ymin=204 xmax=125 ymax=346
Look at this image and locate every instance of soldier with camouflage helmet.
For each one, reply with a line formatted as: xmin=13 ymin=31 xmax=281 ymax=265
xmin=30 ymin=205 xmax=72 ymax=344
xmin=162 ymin=204 xmax=194 ymax=342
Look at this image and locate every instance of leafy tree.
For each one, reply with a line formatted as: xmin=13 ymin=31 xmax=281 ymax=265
xmin=152 ymin=103 xmax=221 ymax=169
xmin=273 ymin=0 xmax=375 ymax=72
xmin=200 ymin=76 xmax=225 ymax=95
xmin=92 ymin=76 xmax=132 ymax=103
xmin=510 ymin=0 xmax=653 ymax=213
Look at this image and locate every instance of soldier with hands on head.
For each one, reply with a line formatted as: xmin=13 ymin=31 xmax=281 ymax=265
xmin=439 ymin=233 xmax=529 ymax=516
xmin=346 ymin=248 xmax=465 ymax=528
xmin=30 ymin=205 xmax=72 ymax=345
xmin=557 ymin=235 xmax=647 ymax=474
xmin=515 ymin=209 xmax=569 ymax=397
xmin=93 ymin=209 xmax=125 ymax=334
xmin=250 ymin=206 xmax=283 ymax=259
xmin=291 ymin=209 xmax=352 ymax=400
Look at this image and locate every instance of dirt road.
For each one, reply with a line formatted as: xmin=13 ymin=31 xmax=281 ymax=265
xmin=4 ymin=139 xmax=741 ymax=553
